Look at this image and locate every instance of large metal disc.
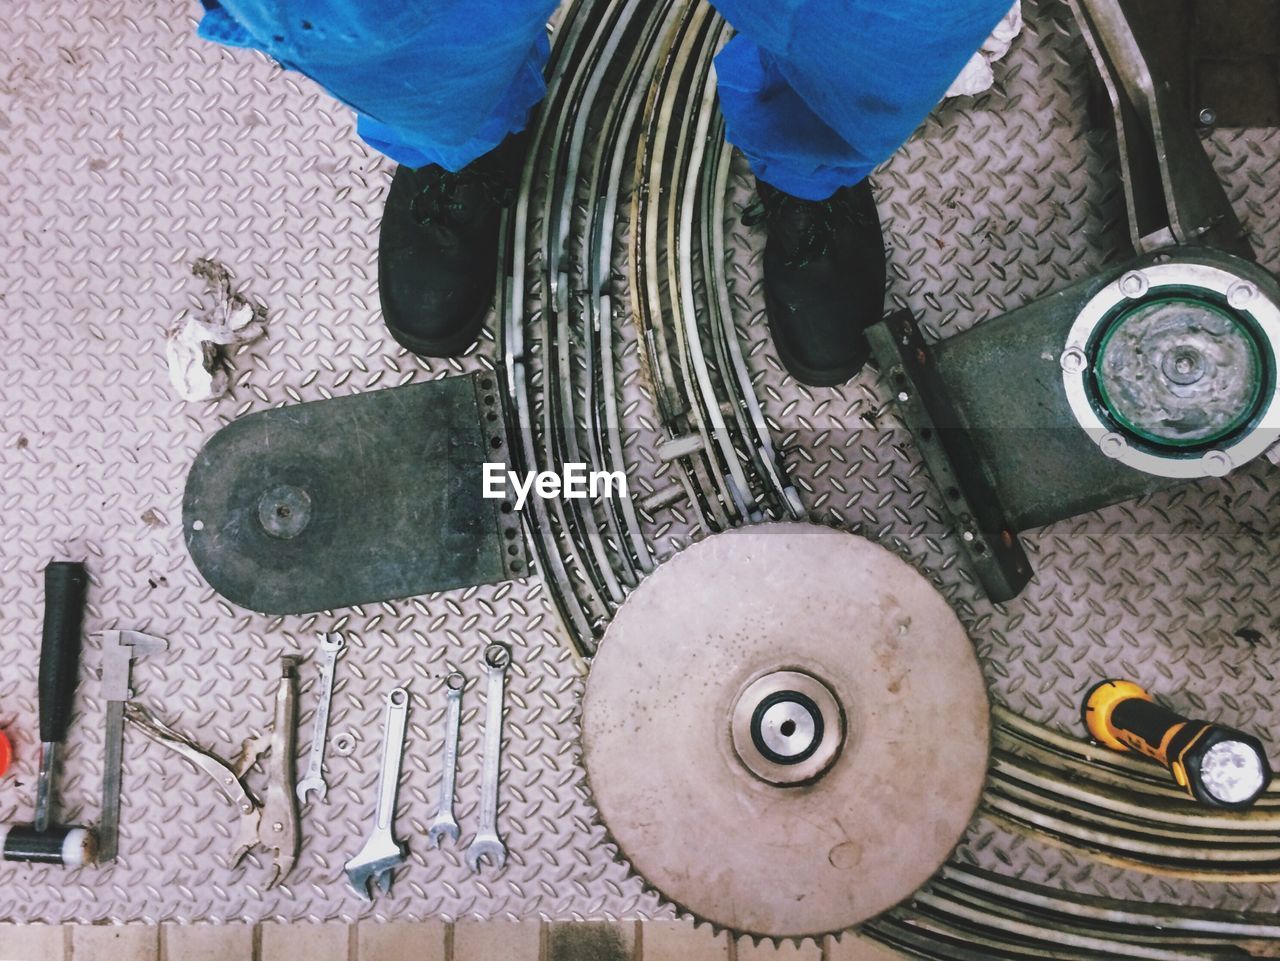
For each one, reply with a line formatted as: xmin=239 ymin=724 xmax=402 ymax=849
xmin=581 ymin=524 xmax=990 ymax=939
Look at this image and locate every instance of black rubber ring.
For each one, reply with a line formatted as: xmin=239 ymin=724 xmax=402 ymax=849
xmin=750 ymin=690 xmax=824 ymax=766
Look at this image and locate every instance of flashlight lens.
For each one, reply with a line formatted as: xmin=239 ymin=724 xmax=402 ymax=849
xmin=1199 ymin=739 xmax=1267 ymax=804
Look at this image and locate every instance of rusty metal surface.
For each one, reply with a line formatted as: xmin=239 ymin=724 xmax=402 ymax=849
xmin=0 ymin=0 xmax=1278 ymax=932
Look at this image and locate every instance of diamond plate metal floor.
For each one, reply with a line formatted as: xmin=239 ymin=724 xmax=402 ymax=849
xmin=1 ymin=0 xmax=1278 ymax=930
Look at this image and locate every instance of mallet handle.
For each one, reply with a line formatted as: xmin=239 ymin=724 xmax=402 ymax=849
xmin=38 ymin=562 xmax=89 ymax=744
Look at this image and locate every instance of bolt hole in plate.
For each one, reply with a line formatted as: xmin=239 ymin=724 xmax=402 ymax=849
xmin=581 ymin=524 xmax=990 ymax=940
xmin=1061 ymin=258 xmax=1280 ymax=479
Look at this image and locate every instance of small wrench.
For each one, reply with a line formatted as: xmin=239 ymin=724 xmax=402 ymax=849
xmin=297 ymin=632 xmax=345 ymax=804
xmin=344 ymin=687 xmax=410 ymax=900
xmin=466 ymin=644 xmax=510 ymax=873
xmin=426 ymin=672 xmax=465 ymax=847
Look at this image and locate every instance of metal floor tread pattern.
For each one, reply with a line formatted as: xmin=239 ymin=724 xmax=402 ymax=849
xmin=1 ymin=0 xmax=1279 ymax=948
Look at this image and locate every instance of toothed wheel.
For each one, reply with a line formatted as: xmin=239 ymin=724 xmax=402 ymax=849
xmin=581 ymin=524 xmax=991 ymax=940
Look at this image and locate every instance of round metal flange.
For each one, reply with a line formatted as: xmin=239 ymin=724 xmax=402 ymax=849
xmin=580 ymin=524 xmax=991 ymax=940
xmin=1061 ymin=258 xmax=1280 ymax=479
xmin=731 ymin=670 xmax=842 ymax=785
xmin=1094 ymin=298 xmax=1263 ymax=445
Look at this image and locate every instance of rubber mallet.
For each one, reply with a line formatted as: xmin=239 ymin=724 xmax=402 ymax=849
xmin=0 ymin=561 xmax=96 ymax=866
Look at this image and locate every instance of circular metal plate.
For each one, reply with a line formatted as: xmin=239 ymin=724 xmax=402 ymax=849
xmin=1061 ymin=257 xmax=1280 ymax=479
xmin=1094 ymin=298 xmax=1264 ymax=446
xmin=581 ymin=524 xmax=991 ymax=939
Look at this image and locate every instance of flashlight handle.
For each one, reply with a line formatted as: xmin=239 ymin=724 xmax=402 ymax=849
xmin=37 ymin=562 xmax=89 ymax=745
xmin=1108 ymin=697 xmax=1188 ymax=762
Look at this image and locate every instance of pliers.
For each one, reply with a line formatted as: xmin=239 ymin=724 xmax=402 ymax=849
xmin=125 ymin=655 xmax=302 ymax=888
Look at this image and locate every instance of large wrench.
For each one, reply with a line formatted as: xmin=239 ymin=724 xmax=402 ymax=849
xmin=344 ymin=687 xmax=409 ymax=900
xmin=466 ymin=644 xmax=510 ymax=873
xmin=426 ymin=672 xmax=464 ymax=847
xmin=297 ymin=632 xmax=345 ymax=804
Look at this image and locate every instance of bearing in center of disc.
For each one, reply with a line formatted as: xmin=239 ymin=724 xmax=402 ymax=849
xmin=732 ymin=670 xmax=843 ymax=786
xmin=751 ymin=691 xmax=822 ymax=764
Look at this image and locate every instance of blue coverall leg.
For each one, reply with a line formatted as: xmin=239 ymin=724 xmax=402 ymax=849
xmin=196 ymin=0 xmax=559 ymax=171
xmin=196 ymin=0 xmax=1011 ymax=196
xmin=712 ymin=0 xmax=1014 ymax=199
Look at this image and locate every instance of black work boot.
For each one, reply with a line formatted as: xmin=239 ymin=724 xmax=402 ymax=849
xmin=748 ymin=178 xmax=886 ymax=387
xmin=378 ymin=132 xmax=528 ymax=356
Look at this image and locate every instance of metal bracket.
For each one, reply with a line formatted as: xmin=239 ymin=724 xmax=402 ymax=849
xmin=1070 ymin=0 xmax=1253 ymax=258
xmin=868 ymin=313 xmax=1032 ymax=602
xmin=868 ymin=0 xmax=1278 ymax=602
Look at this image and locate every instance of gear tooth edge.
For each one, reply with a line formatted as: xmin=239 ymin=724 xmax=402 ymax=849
xmin=606 ymin=822 xmax=857 ymax=942
xmin=575 ymin=593 xmax=856 ymax=946
xmin=576 ymin=673 xmax=857 ymax=945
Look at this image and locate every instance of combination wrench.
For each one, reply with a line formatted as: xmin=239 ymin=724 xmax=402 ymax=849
xmin=427 ymin=672 xmax=464 ymax=847
xmin=344 ymin=687 xmax=409 ymax=899
xmin=466 ymin=644 xmax=510 ymax=873
xmin=297 ymin=632 xmax=345 ymax=804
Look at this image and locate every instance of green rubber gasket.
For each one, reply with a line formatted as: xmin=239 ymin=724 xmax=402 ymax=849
xmin=1091 ymin=295 xmax=1269 ymax=449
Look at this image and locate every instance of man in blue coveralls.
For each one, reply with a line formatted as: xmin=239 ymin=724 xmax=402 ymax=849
xmin=197 ymin=0 xmax=1011 ymax=387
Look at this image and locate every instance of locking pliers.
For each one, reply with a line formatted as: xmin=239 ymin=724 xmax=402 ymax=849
xmin=126 ymin=656 xmax=302 ymax=888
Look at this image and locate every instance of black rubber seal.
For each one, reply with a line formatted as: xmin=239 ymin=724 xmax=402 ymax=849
xmin=750 ymin=691 xmax=823 ymax=766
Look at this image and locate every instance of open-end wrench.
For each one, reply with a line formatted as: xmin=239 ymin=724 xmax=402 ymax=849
xmin=297 ymin=632 xmax=345 ymax=805
xmin=344 ymin=687 xmax=409 ymax=900
xmin=466 ymin=645 xmax=510 ymax=873
xmin=426 ymin=672 xmax=464 ymax=847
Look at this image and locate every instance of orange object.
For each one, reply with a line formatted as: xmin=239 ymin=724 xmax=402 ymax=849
xmin=0 ymin=729 xmax=11 ymax=777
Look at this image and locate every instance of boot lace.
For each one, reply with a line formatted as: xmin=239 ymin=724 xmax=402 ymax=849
xmin=411 ymin=165 xmax=517 ymax=227
xmin=742 ymin=191 xmax=863 ymax=269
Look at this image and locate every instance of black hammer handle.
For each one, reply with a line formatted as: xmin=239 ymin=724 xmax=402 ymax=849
xmin=38 ymin=561 xmax=89 ymax=744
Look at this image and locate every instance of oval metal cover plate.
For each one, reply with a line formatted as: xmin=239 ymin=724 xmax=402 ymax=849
xmin=183 ymin=374 xmax=525 ymax=614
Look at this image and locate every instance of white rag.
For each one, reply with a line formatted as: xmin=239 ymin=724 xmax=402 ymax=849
xmin=166 ymin=259 xmax=268 ymax=402
xmin=946 ymin=2 xmax=1023 ymax=98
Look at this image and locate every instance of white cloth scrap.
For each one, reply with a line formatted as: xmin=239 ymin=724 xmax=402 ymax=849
xmin=166 ymin=259 xmax=268 ymax=402
xmin=946 ymin=2 xmax=1023 ymax=98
